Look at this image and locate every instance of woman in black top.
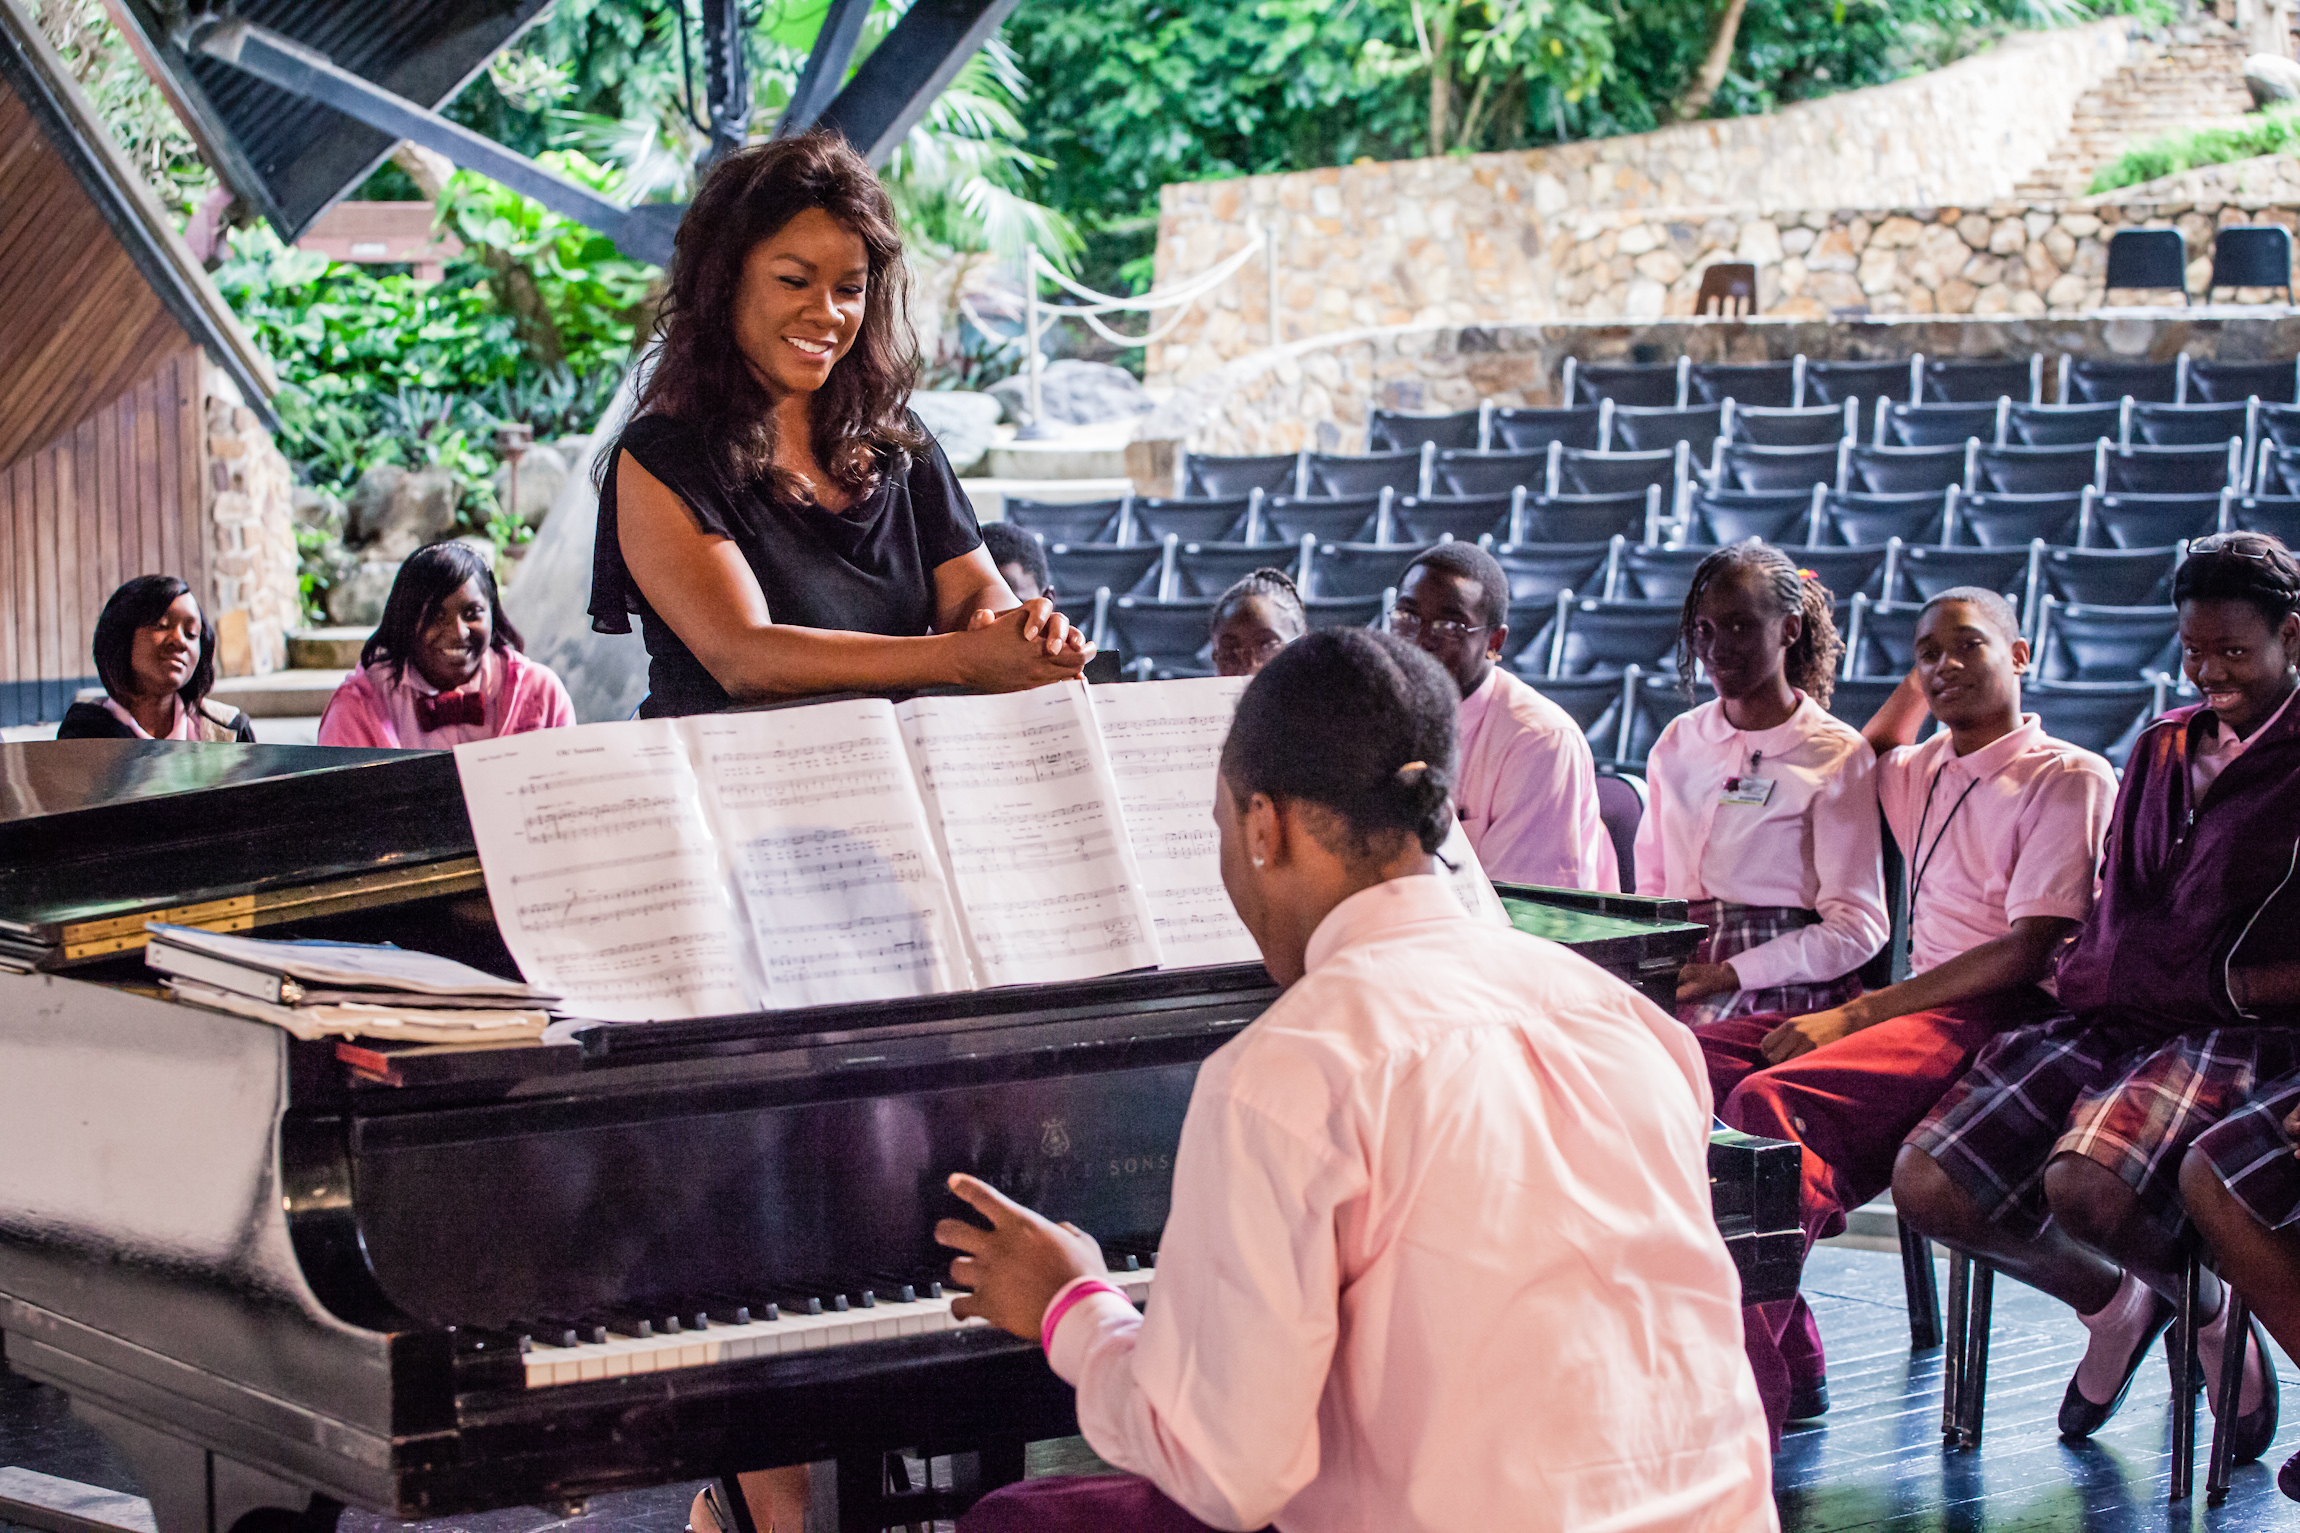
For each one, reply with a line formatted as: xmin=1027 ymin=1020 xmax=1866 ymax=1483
xmin=591 ymin=131 xmax=1085 ymax=715
xmin=55 ymin=575 xmax=255 ymax=742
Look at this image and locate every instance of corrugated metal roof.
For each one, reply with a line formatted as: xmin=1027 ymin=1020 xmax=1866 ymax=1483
xmin=113 ymin=0 xmax=551 ymax=240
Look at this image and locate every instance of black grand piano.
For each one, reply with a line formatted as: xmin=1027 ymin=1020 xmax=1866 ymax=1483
xmin=0 ymin=742 xmax=1800 ymax=1533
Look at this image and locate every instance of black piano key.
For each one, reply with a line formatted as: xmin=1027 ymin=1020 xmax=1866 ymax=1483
xmin=600 ymin=1313 xmax=654 ymax=1339
xmin=534 ymin=1318 xmax=609 ymax=1346
xmin=679 ymin=1309 xmax=712 ymax=1332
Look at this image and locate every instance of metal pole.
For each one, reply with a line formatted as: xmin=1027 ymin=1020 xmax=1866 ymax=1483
xmin=1266 ymin=224 xmax=1280 ymax=350
xmin=1025 ymin=253 xmax=1043 ymax=425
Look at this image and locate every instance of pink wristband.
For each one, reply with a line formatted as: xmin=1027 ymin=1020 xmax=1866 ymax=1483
xmin=1040 ymin=1277 xmax=1124 ymax=1353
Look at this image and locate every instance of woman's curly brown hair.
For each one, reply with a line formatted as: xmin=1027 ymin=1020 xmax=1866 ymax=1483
xmin=624 ymin=129 xmax=926 ymax=502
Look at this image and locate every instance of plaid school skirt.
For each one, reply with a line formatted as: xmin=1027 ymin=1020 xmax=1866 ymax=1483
xmin=1676 ymin=899 xmax=1866 ymax=1029
xmin=1909 ymin=1019 xmax=2300 ymax=1240
xmin=2192 ymin=1074 xmax=2300 ymax=1232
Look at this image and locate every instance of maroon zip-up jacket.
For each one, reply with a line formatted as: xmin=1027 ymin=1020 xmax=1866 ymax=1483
xmin=2054 ymin=696 xmax=2300 ymax=1037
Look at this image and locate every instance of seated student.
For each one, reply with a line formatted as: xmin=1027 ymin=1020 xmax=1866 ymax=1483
xmin=938 ymin=628 xmax=1776 ymax=1533
xmin=1895 ymin=531 xmax=2300 ymax=1464
xmin=981 ymin=522 xmax=1051 ymax=605
xmin=1385 ymin=542 xmax=1617 ymax=889
xmin=57 ymin=575 xmax=255 ymax=742
xmin=1208 ymin=567 xmax=1307 ymax=678
xmin=1636 ymin=542 xmax=1887 ymax=1026
xmin=1698 ymin=587 xmax=2116 ymax=1435
xmin=318 ymin=541 xmax=575 ymax=748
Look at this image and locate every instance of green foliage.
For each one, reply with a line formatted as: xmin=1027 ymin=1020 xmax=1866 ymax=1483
xmin=2088 ymin=106 xmax=2300 ymax=195
xmin=29 ymin=0 xmax=216 ymax=219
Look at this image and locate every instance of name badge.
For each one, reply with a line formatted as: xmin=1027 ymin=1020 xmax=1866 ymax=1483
xmin=1720 ymin=774 xmax=1776 ymax=807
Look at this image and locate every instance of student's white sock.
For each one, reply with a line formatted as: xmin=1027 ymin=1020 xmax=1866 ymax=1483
xmin=2073 ymin=1270 xmax=2158 ymax=1405
xmin=2198 ymin=1290 xmax=2266 ymax=1417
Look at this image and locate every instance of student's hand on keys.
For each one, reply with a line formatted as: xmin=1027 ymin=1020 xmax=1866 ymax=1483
xmin=1761 ymin=1006 xmax=1859 ymax=1063
xmin=937 ymin=1173 xmax=1108 ymax=1342
xmin=956 ymin=602 xmax=1093 ymax=691
xmin=1675 ymin=961 xmax=1741 ymax=1003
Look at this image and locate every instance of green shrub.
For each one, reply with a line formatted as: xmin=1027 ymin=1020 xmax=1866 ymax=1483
xmin=2089 ymin=106 xmax=2300 ymax=195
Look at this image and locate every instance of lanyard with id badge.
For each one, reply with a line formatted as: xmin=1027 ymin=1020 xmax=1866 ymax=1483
xmin=1721 ymin=749 xmax=1775 ymax=808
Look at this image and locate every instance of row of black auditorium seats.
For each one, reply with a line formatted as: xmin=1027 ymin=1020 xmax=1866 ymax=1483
xmin=1705 ymin=436 xmax=2247 ymax=499
xmin=1872 ymin=396 xmax=2300 ymax=451
xmin=1591 ymin=532 xmax=2182 ymax=614
xmin=1688 ymin=483 xmax=2300 ymax=551
xmin=1538 ymin=353 xmax=2300 ymax=413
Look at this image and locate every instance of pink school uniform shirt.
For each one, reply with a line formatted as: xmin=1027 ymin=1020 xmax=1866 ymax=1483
xmin=1044 ymin=874 xmax=1778 ymax=1533
xmin=316 ymin=648 xmax=575 ymax=749
xmin=1877 ymin=714 xmax=2117 ymax=976
xmin=1634 ymin=693 xmax=1887 ymax=992
xmin=2190 ymin=685 xmax=2298 ymax=798
xmin=1454 ymin=666 xmax=1620 ymax=891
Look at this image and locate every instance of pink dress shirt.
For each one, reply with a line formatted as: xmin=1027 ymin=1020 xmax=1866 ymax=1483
xmin=1634 ymin=694 xmax=1887 ymax=993
xmin=1045 ymin=875 xmax=1778 ymax=1533
xmin=1876 ymin=715 xmax=2117 ymax=976
xmin=2190 ymin=685 xmax=2299 ymax=799
xmin=1454 ymin=666 xmax=1620 ymax=891
xmin=316 ymin=648 xmax=575 ymax=749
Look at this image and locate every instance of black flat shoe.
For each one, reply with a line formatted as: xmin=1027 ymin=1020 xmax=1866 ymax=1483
xmin=2277 ymin=1447 xmax=2300 ymax=1501
xmin=2213 ymin=1313 xmax=2281 ymax=1466
xmin=2058 ymin=1289 xmax=2176 ymax=1440
xmin=1786 ymin=1377 xmax=1829 ymax=1421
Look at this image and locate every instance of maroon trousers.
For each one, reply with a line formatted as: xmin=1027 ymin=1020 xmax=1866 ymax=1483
xmin=957 ymin=1475 xmax=1233 ymax=1533
xmin=1695 ymin=988 xmax=2063 ymax=1446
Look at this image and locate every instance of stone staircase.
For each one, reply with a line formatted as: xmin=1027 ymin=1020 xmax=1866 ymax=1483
xmin=2009 ymin=19 xmax=2258 ymax=203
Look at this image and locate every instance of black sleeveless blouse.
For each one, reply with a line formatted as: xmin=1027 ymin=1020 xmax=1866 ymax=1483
xmin=590 ymin=414 xmax=983 ymax=717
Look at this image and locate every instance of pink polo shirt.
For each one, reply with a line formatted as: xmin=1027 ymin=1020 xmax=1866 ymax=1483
xmin=2190 ymin=685 xmax=2299 ymax=799
xmin=1045 ymin=874 xmax=1777 ymax=1533
xmin=1633 ymin=694 xmax=1887 ymax=993
xmin=1454 ymin=667 xmax=1620 ymax=891
xmin=1878 ymin=715 xmax=2117 ymax=976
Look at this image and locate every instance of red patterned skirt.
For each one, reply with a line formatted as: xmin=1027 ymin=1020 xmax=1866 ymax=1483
xmin=1676 ymin=898 xmax=1865 ymax=1029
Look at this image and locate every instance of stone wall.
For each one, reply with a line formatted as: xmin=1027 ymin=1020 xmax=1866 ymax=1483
xmin=203 ymin=361 xmax=298 ymax=674
xmin=1145 ymin=19 xmax=2139 ymax=379
xmin=1131 ymin=312 xmax=2300 ymax=468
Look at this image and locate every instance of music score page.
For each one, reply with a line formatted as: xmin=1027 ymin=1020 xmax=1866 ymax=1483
xmin=454 ymin=721 xmax=753 ymax=1022
xmin=1085 ymin=675 xmax=1259 ymax=969
xmin=897 ymin=683 xmax=1164 ymax=987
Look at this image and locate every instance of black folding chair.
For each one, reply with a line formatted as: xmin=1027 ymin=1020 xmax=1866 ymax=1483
xmin=1520 ymin=672 xmax=1625 ymax=733
xmin=1301 ymin=592 xmax=1387 ymax=631
xmin=1005 ymin=496 xmax=1126 ymax=546
xmin=2060 ymin=355 xmax=2180 ymax=405
xmin=1552 ymin=443 xmax=1685 ymax=500
xmin=1886 ymin=543 xmax=2032 ymax=605
xmin=2006 ymin=401 xmax=2126 ymax=447
xmin=1307 ymin=541 xmax=1423 ymax=600
xmin=1301 ymin=447 xmax=1429 ymax=499
xmin=1487 ymin=404 xmax=1608 ymax=452
xmin=1390 ymin=492 xmax=1515 ymax=545
xmin=1610 ymin=403 xmax=1726 ymax=454
xmin=1605 ymin=541 xmax=1716 ymax=604
xmin=2129 ymin=402 xmax=2254 ymax=449
xmin=2024 ymin=677 xmax=2164 ymax=765
xmin=1803 ymin=357 xmax=1918 ymax=408
xmin=1518 ymin=490 xmax=1658 ymax=545
xmin=1047 ymin=542 xmax=1165 ymax=601
xmin=1170 ymin=541 xmax=1298 ymax=599
xmin=1878 ymin=400 xmax=2005 ymax=449
xmin=2035 ymin=545 xmax=2180 ymax=610
xmin=1841 ymin=593 xmax=1928 ymax=678
xmin=1434 ymin=449 xmax=1548 ymax=498
xmin=1728 ymin=401 xmax=1853 ymax=447
xmin=1181 ymin=451 xmax=1299 ymax=499
xmin=1612 ymin=667 xmax=1697 ymax=768
xmin=1563 ymin=356 xmax=1687 ymax=408
xmin=1975 ymin=442 xmax=2102 ymax=496
xmin=1488 ymin=541 xmax=1613 ymax=614
xmin=2255 ymin=443 xmax=2300 ymax=497
xmin=1821 ymin=490 xmax=1948 ymax=547
xmin=2100 ymin=441 xmax=2240 ymax=496
xmin=2190 ymin=357 xmax=2300 ymax=406
xmin=1845 ymin=441 xmax=1973 ymax=496
xmin=1541 ymin=596 xmax=1684 ymax=676
xmin=1948 ymin=488 xmax=2082 ymax=548
xmin=1711 ymin=441 xmax=1841 ymax=494
xmin=2035 ymin=596 xmax=2180 ymax=680
xmin=2082 ymin=490 xmax=2224 ymax=549
xmin=2102 ymin=228 xmax=2188 ymax=305
xmin=1795 ymin=545 xmax=1893 ymax=602
xmin=1692 ymin=487 xmax=1820 ymax=545
xmin=1921 ymin=354 xmax=2043 ymax=404
xmin=1689 ymin=359 xmax=1802 ymax=409
xmin=2225 ymin=492 xmax=2300 ymax=545
xmin=2205 ymin=224 xmax=2293 ymax=303
xmin=1131 ymin=494 xmax=1254 ymax=545
xmin=1367 ymin=407 xmax=1483 ymax=453
xmin=1257 ymin=492 xmax=1383 ymax=546
xmin=1104 ymin=596 xmax=1218 ymax=670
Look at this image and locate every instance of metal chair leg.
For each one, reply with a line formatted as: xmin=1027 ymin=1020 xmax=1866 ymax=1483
xmin=1901 ymin=1223 xmax=1943 ymax=1350
xmin=1956 ymin=1263 xmax=1996 ymax=1449
xmin=1942 ymin=1252 xmax=1970 ymax=1442
xmin=2171 ymin=1255 xmax=2202 ymax=1502
xmin=2208 ymin=1288 xmax=2252 ymax=1504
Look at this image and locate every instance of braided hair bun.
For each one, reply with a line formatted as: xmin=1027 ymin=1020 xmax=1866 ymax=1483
xmin=1220 ymin=628 xmax=1460 ymax=858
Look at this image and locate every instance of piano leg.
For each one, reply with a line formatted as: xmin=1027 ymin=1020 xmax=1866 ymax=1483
xmin=72 ymin=1401 xmax=343 ymax=1533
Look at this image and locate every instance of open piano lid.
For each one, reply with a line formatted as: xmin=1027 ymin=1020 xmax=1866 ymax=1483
xmin=0 ymin=741 xmax=476 ymax=963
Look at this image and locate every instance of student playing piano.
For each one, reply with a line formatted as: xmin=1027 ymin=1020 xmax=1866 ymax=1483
xmin=1208 ymin=567 xmax=1306 ymax=678
xmin=1697 ymin=587 xmax=2116 ymax=1435
xmin=57 ymin=575 xmax=256 ymax=742
xmin=1384 ymin=542 xmax=1618 ymax=889
xmin=317 ymin=541 xmax=575 ymax=748
xmin=1895 ymin=532 xmax=2300 ymax=1466
xmin=1636 ymin=542 xmax=1887 ymax=1025
xmin=938 ymin=628 xmax=1777 ymax=1533
xmin=590 ymin=132 xmax=1086 ymax=718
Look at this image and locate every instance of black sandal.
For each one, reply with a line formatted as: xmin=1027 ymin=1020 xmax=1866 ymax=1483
xmin=2057 ymin=1288 xmax=2176 ymax=1440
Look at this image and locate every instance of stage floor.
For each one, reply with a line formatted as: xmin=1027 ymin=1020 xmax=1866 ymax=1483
xmin=5 ymin=1246 xmax=2297 ymax=1531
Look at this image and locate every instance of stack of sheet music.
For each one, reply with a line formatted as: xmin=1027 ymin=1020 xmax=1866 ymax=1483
xmin=145 ymin=924 xmax=555 ymax=1043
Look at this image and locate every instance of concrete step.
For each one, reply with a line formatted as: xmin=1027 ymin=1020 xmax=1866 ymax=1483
xmin=208 ymin=669 xmax=348 ymax=718
xmin=287 ymin=626 xmax=370 ymax=669
xmin=980 ymin=440 xmax=1132 ymax=480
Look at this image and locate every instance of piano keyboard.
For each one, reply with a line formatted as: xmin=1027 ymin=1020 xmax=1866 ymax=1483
xmin=519 ymin=1268 xmax=1157 ymax=1389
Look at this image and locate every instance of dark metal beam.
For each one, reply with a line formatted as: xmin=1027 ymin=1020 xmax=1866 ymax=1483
xmin=196 ymin=20 xmax=681 ymax=266
xmin=813 ymin=0 xmax=1021 ymax=166
xmin=774 ymin=0 xmax=873 ymax=140
xmin=699 ymin=0 xmax=749 ymax=167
